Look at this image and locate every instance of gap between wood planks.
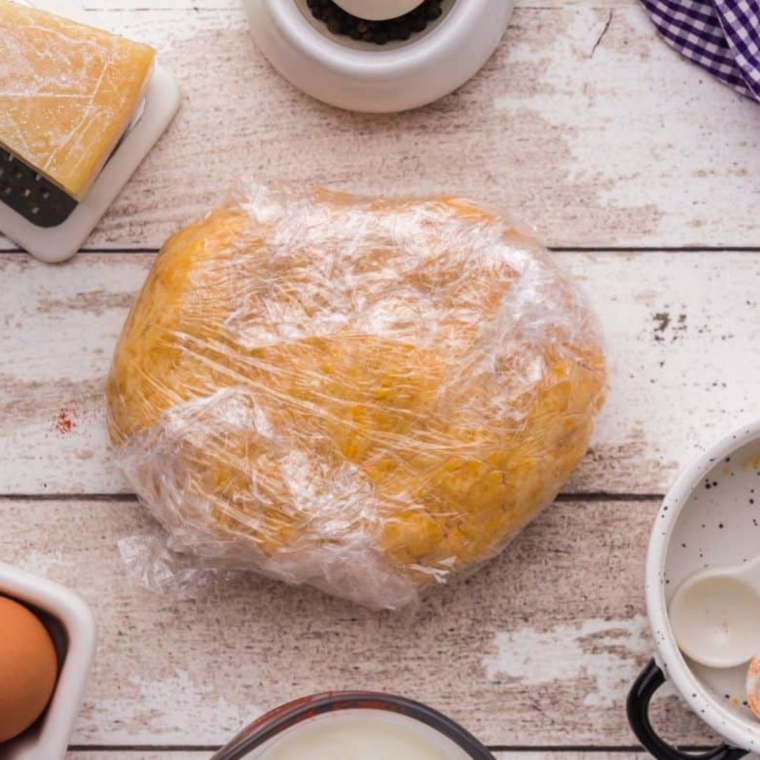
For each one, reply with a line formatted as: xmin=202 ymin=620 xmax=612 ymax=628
xmin=4 ymin=246 xmax=760 ymax=254
xmin=65 ymin=744 xmax=715 ymax=753
xmin=0 ymin=492 xmax=663 ymax=501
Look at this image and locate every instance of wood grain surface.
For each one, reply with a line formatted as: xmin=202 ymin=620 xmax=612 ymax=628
xmin=68 ymin=749 xmax=647 ymax=760
xmin=1 ymin=496 xmax=716 ymax=748
xmin=1 ymin=0 xmax=758 ymax=756
xmin=2 ymin=1 xmax=760 ymax=251
xmin=1 ymin=251 xmax=757 ymax=496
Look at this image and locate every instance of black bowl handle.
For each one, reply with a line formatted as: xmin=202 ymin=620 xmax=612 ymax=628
xmin=627 ymin=659 xmax=747 ymax=760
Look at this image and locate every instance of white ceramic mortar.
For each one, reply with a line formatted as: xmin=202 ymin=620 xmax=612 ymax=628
xmin=241 ymin=0 xmax=514 ymax=112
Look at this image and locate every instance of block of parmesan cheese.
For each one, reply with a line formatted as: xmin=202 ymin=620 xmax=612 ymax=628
xmin=0 ymin=1 xmax=155 ymax=200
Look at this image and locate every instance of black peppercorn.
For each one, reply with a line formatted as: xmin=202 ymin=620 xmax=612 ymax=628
xmin=306 ymin=0 xmax=445 ymax=45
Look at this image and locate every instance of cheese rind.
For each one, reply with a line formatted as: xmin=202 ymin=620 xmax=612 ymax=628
xmin=0 ymin=0 xmax=155 ymax=200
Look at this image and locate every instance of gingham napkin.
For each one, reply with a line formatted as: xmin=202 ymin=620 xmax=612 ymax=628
xmin=641 ymin=0 xmax=760 ymax=101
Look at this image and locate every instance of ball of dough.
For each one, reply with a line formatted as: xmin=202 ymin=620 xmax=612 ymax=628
xmin=107 ymin=184 xmax=605 ymax=609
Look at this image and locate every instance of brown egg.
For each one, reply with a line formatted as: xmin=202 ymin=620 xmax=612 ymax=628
xmin=0 ymin=595 xmax=58 ymax=743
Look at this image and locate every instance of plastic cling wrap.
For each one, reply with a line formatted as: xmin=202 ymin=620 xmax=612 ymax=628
xmin=0 ymin=0 xmax=155 ymax=199
xmin=106 ymin=182 xmax=606 ymax=609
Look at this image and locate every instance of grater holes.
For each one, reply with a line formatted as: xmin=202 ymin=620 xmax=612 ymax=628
xmin=0 ymin=147 xmax=77 ymax=227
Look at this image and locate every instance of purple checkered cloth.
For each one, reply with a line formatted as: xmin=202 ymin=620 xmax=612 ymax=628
xmin=641 ymin=0 xmax=760 ymax=101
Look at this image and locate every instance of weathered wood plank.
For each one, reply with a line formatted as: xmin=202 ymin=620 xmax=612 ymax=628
xmin=81 ymin=0 xmax=633 ymax=9
xmin=0 ymin=497 xmax=715 ymax=746
xmin=68 ymin=755 xmax=206 ymax=759
xmin=66 ymin=750 xmax=647 ymax=760
xmin=2 ymin=3 xmax=759 ymax=252
xmin=66 ymin=752 xmax=652 ymax=759
xmin=1 ymin=251 xmax=758 ymax=496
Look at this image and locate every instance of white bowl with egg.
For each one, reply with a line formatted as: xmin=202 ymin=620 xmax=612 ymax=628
xmin=241 ymin=0 xmax=514 ymax=112
xmin=627 ymin=418 xmax=760 ymax=759
xmin=0 ymin=562 xmax=96 ymax=760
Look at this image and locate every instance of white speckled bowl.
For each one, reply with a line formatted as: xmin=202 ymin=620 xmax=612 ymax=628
xmin=240 ymin=0 xmax=514 ymax=112
xmin=628 ymin=419 xmax=760 ymax=760
xmin=0 ymin=562 xmax=96 ymax=760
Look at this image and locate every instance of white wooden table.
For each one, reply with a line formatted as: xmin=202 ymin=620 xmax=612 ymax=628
xmin=2 ymin=0 xmax=760 ymax=756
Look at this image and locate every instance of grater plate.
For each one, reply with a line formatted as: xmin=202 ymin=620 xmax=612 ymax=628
xmin=0 ymin=148 xmax=78 ymax=228
xmin=0 ymin=64 xmax=180 ymax=263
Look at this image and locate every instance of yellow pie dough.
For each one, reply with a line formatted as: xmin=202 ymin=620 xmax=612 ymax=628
xmin=107 ymin=184 xmax=606 ymax=608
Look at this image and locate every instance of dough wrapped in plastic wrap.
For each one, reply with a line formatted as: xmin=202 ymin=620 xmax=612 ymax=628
xmin=106 ymin=182 xmax=606 ymax=609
